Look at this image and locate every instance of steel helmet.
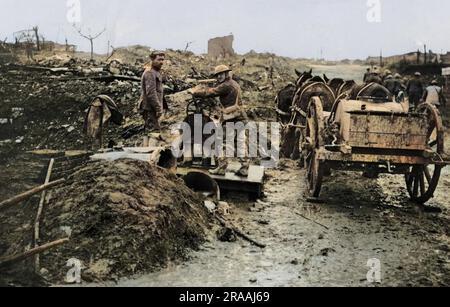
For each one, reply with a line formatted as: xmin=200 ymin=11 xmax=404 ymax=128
xmin=214 ymin=65 xmax=232 ymax=76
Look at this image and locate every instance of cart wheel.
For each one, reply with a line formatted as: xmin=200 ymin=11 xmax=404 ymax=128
xmin=304 ymin=97 xmax=325 ymax=197
xmin=405 ymin=103 xmax=444 ymax=204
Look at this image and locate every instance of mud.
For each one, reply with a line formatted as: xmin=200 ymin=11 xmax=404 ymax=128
xmin=1 ymin=50 xmax=450 ymax=287
xmin=0 ymin=159 xmax=211 ymax=285
xmin=84 ymin=157 xmax=449 ymax=287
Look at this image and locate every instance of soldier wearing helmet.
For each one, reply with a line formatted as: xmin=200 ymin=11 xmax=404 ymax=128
xmin=384 ymin=73 xmax=406 ymax=97
xmin=423 ymin=79 xmax=446 ymax=108
xmin=382 ymin=69 xmax=392 ymax=82
xmin=189 ymin=64 xmax=249 ymax=175
xmin=406 ymin=72 xmax=424 ymax=110
xmin=190 ymin=65 xmax=247 ymax=122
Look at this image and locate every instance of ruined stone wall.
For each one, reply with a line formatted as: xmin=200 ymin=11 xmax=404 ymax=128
xmin=207 ymin=35 xmax=235 ymax=59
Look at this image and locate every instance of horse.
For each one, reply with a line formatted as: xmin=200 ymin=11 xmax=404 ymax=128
xmin=277 ymin=69 xmax=335 ymax=159
xmin=276 ymin=69 xmax=327 ymax=124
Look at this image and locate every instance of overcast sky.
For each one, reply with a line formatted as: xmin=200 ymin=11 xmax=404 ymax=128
xmin=1 ymin=0 xmax=449 ymax=60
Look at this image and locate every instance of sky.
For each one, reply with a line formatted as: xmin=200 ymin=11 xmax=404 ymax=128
xmin=1 ymin=0 xmax=450 ymax=60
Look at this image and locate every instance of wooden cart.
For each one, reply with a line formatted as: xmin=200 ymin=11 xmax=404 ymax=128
xmin=303 ymin=96 xmax=449 ymax=203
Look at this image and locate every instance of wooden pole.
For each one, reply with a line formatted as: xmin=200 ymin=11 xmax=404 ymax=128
xmin=0 ymin=179 xmax=65 ymax=211
xmin=0 ymin=238 xmax=69 ymax=269
xmin=34 ymin=158 xmax=55 ymax=272
xmin=215 ymin=215 xmax=266 ymax=249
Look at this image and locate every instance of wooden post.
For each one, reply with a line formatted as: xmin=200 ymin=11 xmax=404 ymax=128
xmin=34 ymin=158 xmax=55 ymax=272
xmin=0 ymin=179 xmax=65 ymax=211
xmin=0 ymin=238 xmax=69 ymax=269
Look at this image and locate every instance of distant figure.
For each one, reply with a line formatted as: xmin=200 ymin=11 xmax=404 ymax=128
xmin=382 ymin=69 xmax=392 ymax=82
xmin=139 ymin=51 xmax=166 ymax=132
xmin=394 ymin=73 xmax=406 ymax=94
xmin=423 ymin=80 xmax=446 ymax=108
xmin=406 ymin=72 xmax=424 ymax=110
xmin=384 ymin=73 xmax=405 ymax=97
xmin=383 ymin=74 xmax=396 ymax=94
xmin=363 ymin=68 xmax=371 ymax=83
xmin=241 ymin=58 xmax=246 ymax=67
xmin=25 ymin=42 xmax=34 ymax=61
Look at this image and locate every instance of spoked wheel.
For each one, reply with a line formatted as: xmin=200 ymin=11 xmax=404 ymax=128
xmin=405 ymin=103 xmax=444 ymax=204
xmin=304 ymin=97 xmax=325 ymax=198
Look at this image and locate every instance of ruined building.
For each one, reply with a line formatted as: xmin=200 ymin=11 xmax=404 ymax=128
xmin=207 ymin=35 xmax=235 ymax=59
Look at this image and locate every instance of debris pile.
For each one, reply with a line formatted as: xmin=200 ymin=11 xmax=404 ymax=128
xmin=37 ymin=159 xmax=210 ymax=283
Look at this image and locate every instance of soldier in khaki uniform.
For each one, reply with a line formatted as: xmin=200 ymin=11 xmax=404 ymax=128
xmin=190 ymin=65 xmax=247 ymax=123
xmin=139 ymin=52 xmax=165 ymax=131
xmin=190 ymin=65 xmax=249 ymax=175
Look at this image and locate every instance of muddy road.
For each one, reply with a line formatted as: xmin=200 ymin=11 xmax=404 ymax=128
xmin=92 ymin=152 xmax=450 ymax=287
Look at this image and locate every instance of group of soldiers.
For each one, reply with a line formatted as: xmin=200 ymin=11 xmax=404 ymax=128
xmin=363 ymin=67 xmax=446 ymax=110
xmin=139 ymin=52 xmax=246 ymax=133
xmin=138 ymin=52 xmax=448 ymax=144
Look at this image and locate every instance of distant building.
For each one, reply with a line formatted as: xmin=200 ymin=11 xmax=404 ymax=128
xmin=208 ymin=35 xmax=235 ymax=59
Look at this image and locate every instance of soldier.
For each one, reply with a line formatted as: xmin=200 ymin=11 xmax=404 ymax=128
xmin=189 ymin=65 xmax=249 ymax=175
xmin=382 ymin=69 xmax=392 ymax=82
xmin=383 ymin=74 xmax=395 ymax=93
xmin=423 ymin=80 xmax=446 ymax=108
xmin=190 ymin=65 xmax=247 ymax=123
xmin=384 ymin=73 xmax=405 ymax=97
xmin=406 ymin=72 xmax=424 ymax=111
xmin=363 ymin=68 xmax=371 ymax=83
xmin=139 ymin=51 xmax=165 ymax=132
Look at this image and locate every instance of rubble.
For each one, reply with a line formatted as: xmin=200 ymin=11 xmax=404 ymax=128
xmin=35 ymin=159 xmax=211 ymax=283
xmin=2 ymin=44 xmax=449 ymax=287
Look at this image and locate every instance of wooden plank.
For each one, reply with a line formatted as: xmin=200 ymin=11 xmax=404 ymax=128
xmin=0 ymin=238 xmax=69 ymax=269
xmin=318 ymin=149 xmax=428 ymax=165
xmin=348 ymin=113 xmax=429 ymax=150
xmin=34 ymin=158 xmax=55 ymax=272
xmin=0 ymin=179 xmax=65 ymax=211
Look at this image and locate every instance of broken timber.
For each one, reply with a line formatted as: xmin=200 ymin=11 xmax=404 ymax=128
xmin=0 ymin=179 xmax=65 ymax=211
xmin=0 ymin=238 xmax=69 ymax=269
xmin=215 ymin=215 xmax=266 ymax=249
xmin=34 ymin=158 xmax=55 ymax=272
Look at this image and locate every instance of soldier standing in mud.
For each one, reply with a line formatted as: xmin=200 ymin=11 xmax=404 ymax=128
xmin=139 ymin=52 xmax=165 ymax=132
xmin=189 ymin=65 xmax=249 ymax=175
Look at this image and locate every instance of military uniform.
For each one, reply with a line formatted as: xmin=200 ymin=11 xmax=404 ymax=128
xmin=139 ymin=68 xmax=164 ymax=131
xmin=406 ymin=77 xmax=424 ymax=110
xmin=424 ymin=84 xmax=446 ymax=107
xmin=193 ymin=78 xmax=248 ymax=122
xmin=192 ymin=73 xmax=249 ymax=168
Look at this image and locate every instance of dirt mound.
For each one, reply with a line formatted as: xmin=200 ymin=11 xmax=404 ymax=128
xmin=39 ymin=159 xmax=210 ymax=283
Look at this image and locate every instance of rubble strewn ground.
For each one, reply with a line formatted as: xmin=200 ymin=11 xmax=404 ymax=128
xmin=100 ymin=159 xmax=450 ymax=287
xmin=1 ymin=46 xmax=450 ymax=287
xmin=1 ymin=159 xmax=211 ymax=285
xmin=40 ymin=159 xmax=210 ymax=283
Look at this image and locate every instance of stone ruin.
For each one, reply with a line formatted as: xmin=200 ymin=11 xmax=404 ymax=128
xmin=207 ymin=35 xmax=235 ymax=59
